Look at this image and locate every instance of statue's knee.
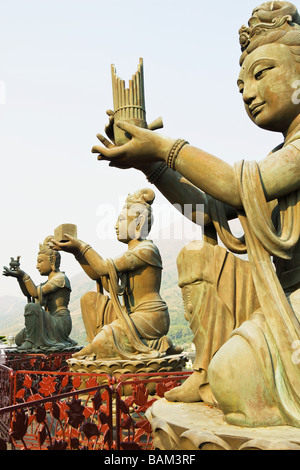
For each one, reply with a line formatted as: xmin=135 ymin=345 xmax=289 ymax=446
xmin=208 ymin=335 xmax=262 ymax=404
xmin=178 ymin=240 xmax=224 ymax=288
xmin=15 ymin=329 xmax=25 ymax=346
xmin=178 ymin=240 xmax=213 ymax=258
xmin=208 ymin=335 xmax=285 ymax=427
xmin=80 ymin=291 xmax=99 ymax=307
xmin=24 ymin=302 xmax=41 ymax=316
xmin=24 ymin=302 xmax=35 ymax=312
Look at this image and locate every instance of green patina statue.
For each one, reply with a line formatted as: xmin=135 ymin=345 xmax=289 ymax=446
xmin=3 ymin=236 xmax=77 ymax=352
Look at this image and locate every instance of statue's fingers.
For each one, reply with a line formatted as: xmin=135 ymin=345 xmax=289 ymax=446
xmin=96 ymin=133 xmax=114 ymax=149
xmin=63 ymin=233 xmax=74 ymax=241
xmin=97 ymin=154 xmax=112 ymax=161
xmin=50 ymin=235 xmax=74 ymax=246
xmin=109 ymin=161 xmax=131 ymax=169
xmin=91 ymin=144 xmax=126 ymax=159
xmin=106 ymin=109 xmax=114 ymax=116
xmin=50 ymin=239 xmax=63 ymax=250
xmin=105 ymin=124 xmax=115 ymax=144
xmin=115 ymin=120 xmax=139 ymax=136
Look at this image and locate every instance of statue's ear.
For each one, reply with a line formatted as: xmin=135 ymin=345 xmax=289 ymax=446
xmin=50 ymin=253 xmax=57 ymax=271
xmin=136 ymin=214 xmax=146 ymax=233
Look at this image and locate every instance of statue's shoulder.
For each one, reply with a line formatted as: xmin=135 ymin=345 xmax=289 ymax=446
xmin=139 ymin=239 xmax=159 ymax=249
xmin=284 ymin=131 xmax=300 ymax=151
xmin=129 ymin=239 xmax=163 ymax=268
xmin=270 ymin=133 xmax=300 ymax=155
xmin=48 ymin=272 xmax=71 ymax=290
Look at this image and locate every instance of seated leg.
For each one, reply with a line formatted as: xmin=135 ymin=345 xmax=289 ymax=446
xmin=164 ymin=369 xmax=212 ymax=403
xmin=80 ymin=291 xmax=106 ymax=343
xmin=73 ymin=321 xmax=130 ymax=359
xmin=73 ymin=292 xmax=117 ymax=357
xmin=208 ymin=335 xmax=285 ymax=427
xmin=81 ymin=291 xmax=117 ymax=339
xmin=165 ymin=240 xmax=258 ymax=404
xmin=15 ymin=303 xmax=42 ymax=350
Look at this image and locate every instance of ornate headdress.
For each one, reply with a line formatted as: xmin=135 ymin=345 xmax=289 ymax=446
xmin=239 ymin=1 xmax=300 ymax=64
xmin=124 ymin=189 xmax=155 ymax=237
xmin=125 ymin=188 xmax=155 ymax=208
xmin=38 ymin=236 xmax=61 ymax=268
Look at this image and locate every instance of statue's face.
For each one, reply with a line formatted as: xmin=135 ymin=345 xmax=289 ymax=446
xmin=36 ymin=253 xmax=53 ymax=276
xmin=238 ymin=43 xmax=300 ymax=133
xmin=115 ymin=203 xmax=148 ymax=243
xmin=115 ymin=206 xmax=140 ymax=243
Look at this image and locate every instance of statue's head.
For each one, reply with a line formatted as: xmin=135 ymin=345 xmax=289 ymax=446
xmin=238 ymin=1 xmax=300 ymax=134
xmin=115 ymin=188 xmax=155 ymax=243
xmin=37 ymin=236 xmax=61 ymax=275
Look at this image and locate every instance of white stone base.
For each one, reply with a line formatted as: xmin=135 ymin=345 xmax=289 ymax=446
xmin=147 ymin=399 xmax=300 ymax=450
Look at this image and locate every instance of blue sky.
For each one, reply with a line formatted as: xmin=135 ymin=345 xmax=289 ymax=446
xmin=0 ymin=0 xmax=283 ymax=297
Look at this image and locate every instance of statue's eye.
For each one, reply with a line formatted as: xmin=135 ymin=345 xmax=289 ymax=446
xmin=255 ymin=67 xmax=274 ymax=80
xmin=255 ymin=70 xmax=264 ymax=80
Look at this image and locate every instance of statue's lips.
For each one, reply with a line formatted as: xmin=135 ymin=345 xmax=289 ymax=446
xmin=249 ymin=102 xmax=265 ymax=116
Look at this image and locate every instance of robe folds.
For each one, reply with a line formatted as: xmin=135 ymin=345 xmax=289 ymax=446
xmin=80 ymin=240 xmax=173 ymax=360
xmin=177 ymin=133 xmax=300 ymax=426
xmin=15 ymin=272 xmax=77 ymax=350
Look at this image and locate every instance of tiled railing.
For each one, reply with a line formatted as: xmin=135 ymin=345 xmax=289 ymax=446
xmin=0 ymin=352 xmax=191 ymax=450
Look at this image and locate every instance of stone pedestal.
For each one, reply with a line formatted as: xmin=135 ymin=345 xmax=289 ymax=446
xmin=67 ymin=353 xmax=187 ymax=394
xmin=147 ymin=399 xmax=300 ymax=450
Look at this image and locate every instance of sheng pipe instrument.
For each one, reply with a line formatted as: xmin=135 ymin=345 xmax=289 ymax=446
xmin=111 ymin=58 xmax=163 ymax=146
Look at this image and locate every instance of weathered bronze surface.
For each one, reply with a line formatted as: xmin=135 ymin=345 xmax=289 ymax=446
xmin=2 ymin=231 xmax=77 ymax=352
xmin=53 ymin=189 xmax=181 ymax=361
xmin=92 ymin=1 xmax=300 ymax=428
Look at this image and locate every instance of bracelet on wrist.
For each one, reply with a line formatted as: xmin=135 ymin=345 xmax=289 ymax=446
xmin=147 ymin=163 xmax=168 ymax=184
xmin=75 ymin=244 xmax=92 ymax=261
xmin=166 ymin=139 xmax=189 ymax=170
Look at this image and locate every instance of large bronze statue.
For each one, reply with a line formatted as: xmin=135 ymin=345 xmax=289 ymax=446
xmin=53 ymin=188 xmax=180 ymax=360
xmin=91 ymin=2 xmax=300 ymax=428
xmin=2 ymin=237 xmax=77 ymax=351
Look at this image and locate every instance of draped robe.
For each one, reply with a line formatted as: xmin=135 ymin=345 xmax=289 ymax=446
xmin=206 ymin=132 xmax=300 ymax=426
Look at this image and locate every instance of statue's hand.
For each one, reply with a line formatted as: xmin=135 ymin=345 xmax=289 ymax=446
xmin=92 ymin=121 xmax=176 ymax=171
xmin=94 ymin=110 xmax=132 ymax=170
xmin=51 ymin=234 xmax=84 ymax=255
xmin=2 ymin=266 xmax=25 ymax=279
xmin=104 ymin=109 xmax=115 ymax=144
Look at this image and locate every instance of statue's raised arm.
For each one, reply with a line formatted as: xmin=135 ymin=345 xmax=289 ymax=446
xmin=92 ymin=2 xmax=300 ymax=209
xmin=54 ymin=189 xmax=181 ymax=361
